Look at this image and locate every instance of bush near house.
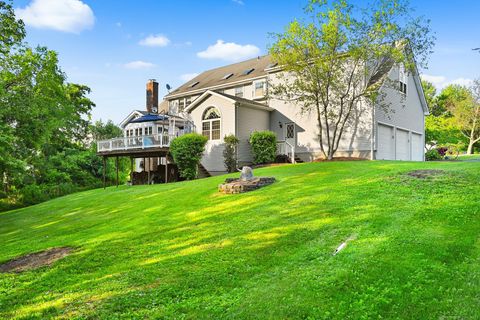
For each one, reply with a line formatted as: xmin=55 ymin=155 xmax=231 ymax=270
xmin=249 ymin=131 xmax=277 ymax=164
xmin=170 ymin=133 xmax=208 ymax=180
xmin=425 ymin=149 xmax=443 ymax=161
xmin=223 ymin=134 xmax=240 ymax=173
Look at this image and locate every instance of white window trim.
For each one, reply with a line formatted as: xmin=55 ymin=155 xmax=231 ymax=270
xmin=399 ymin=65 xmax=407 ymax=96
xmin=252 ymin=79 xmax=267 ymax=99
xmin=202 ymin=107 xmax=222 ymax=141
xmin=235 ymin=86 xmax=244 ymax=98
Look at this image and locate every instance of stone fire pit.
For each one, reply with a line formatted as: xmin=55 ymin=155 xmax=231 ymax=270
xmin=218 ymin=166 xmax=275 ymax=194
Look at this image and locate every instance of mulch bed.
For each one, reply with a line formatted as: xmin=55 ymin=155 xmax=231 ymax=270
xmin=406 ymin=169 xmax=445 ymax=179
xmin=0 ymin=247 xmax=73 ymax=273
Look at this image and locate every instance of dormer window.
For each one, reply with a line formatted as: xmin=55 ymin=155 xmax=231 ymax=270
xmin=222 ymin=73 xmax=234 ymax=80
xmin=190 ymin=81 xmax=200 ymax=88
xmin=242 ymin=68 xmax=254 ymax=75
xmin=399 ymin=65 xmax=407 ymax=95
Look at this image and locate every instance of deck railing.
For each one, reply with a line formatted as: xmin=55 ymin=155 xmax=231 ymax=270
xmin=97 ymin=134 xmax=177 ymax=153
xmin=276 ymin=141 xmax=295 ymax=164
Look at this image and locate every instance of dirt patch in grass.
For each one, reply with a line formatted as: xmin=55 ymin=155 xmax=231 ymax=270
xmin=0 ymin=247 xmax=73 ymax=273
xmin=406 ymin=169 xmax=445 ymax=179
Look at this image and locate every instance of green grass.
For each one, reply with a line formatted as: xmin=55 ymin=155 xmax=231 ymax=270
xmin=0 ymin=161 xmax=479 ymax=319
xmin=457 ymin=154 xmax=480 ymax=161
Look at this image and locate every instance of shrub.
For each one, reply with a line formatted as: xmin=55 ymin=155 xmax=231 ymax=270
xmin=223 ymin=134 xmax=239 ymax=173
xmin=170 ymin=133 xmax=208 ymax=180
xmin=20 ymin=185 xmax=49 ymax=205
xmin=249 ymin=131 xmax=277 ymax=164
xmin=425 ymin=149 xmax=442 ymax=161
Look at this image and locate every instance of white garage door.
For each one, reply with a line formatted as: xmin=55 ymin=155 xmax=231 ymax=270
xmin=377 ymin=124 xmax=395 ymax=160
xmin=396 ymin=129 xmax=410 ymax=160
xmin=411 ymin=133 xmax=423 ymax=161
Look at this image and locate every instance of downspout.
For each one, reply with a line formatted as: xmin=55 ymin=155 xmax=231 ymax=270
xmin=235 ymin=103 xmax=239 ymax=169
xmin=371 ymin=103 xmax=376 ymax=160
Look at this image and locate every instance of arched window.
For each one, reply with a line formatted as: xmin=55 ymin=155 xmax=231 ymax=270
xmin=202 ymin=107 xmax=221 ymax=140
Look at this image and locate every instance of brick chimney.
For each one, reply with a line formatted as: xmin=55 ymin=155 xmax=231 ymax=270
xmin=146 ymin=79 xmax=159 ymax=113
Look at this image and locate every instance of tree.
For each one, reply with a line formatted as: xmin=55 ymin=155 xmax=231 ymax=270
xmin=269 ymin=0 xmax=434 ymax=160
xmin=449 ymin=80 xmax=480 ymax=154
xmin=223 ymin=134 xmax=239 ymax=173
xmin=421 ymin=80 xmax=437 ymax=113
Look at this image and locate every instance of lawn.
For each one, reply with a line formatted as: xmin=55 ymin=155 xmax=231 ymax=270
xmin=0 ymin=161 xmax=479 ymax=319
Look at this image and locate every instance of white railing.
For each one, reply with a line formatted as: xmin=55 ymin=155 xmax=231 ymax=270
xmin=97 ymin=134 xmax=176 ymax=153
xmin=276 ymin=141 xmax=295 ymax=164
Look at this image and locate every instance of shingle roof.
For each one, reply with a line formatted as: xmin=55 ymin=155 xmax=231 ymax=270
xmin=166 ymin=55 xmax=274 ymax=97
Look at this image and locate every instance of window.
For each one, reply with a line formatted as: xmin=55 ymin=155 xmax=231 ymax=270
xmin=186 ymin=97 xmax=192 ymax=107
xmin=399 ymin=65 xmax=407 ymax=95
xmin=126 ymin=130 xmax=130 ymax=137
xmin=190 ymin=81 xmax=199 ymax=87
xmin=242 ymin=68 xmax=254 ymax=75
xmin=147 ymin=127 xmax=153 ymax=135
xmin=179 ymin=99 xmax=185 ymax=112
xmin=139 ymin=128 xmax=143 ymax=136
xmin=222 ymin=73 xmax=234 ymax=80
xmin=169 ymin=100 xmax=179 ymax=114
xmin=135 ymin=128 xmax=139 ymax=136
xmin=235 ymin=86 xmax=243 ymax=98
xmin=202 ymin=107 xmax=221 ymax=140
xmin=254 ymin=80 xmax=266 ymax=97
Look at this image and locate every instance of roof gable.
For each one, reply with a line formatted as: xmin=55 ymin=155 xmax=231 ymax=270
xmin=185 ymin=90 xmax=272 ymax=113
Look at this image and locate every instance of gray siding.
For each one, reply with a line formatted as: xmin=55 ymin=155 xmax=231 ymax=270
xmin=237 ymin=105 xmax=270 ymax=165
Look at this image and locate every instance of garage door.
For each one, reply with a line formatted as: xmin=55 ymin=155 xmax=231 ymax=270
xmin=411 ymin=133 xmax=423 ymax=161
xmin=377 ymin=124 xmax=395 ymax=160
xmin=396 ymin=129 xmax=410 ymax=160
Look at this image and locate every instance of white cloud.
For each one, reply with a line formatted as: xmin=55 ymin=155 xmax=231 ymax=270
xmin=421 ymin=74 xmax=473 ymax=90
xmin=115 ymin=22 xmax=122 ymax=28
xmin=232 ymin=0 xmax=245 ymax=5
xmin=124 ymin=61 xmax=156 ymax=69
xmin=197 ymin=40 xmax=260 ymax=62
xmin=139 ymin=34 xmax=170 ymax=47
xmin=16 ymin=0 xmax=94 ymax=34
xmin=180 ymin=73 xmax=199 ymax=82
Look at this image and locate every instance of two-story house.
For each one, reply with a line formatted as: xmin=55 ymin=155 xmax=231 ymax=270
xmin=97 ymin=54 xmax=428 ymax=181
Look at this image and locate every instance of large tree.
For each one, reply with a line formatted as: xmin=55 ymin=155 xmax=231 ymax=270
xmin=448 ymin=80 xmax=480 ymax=154
xmin=269 ymin=0 xmax=434 ymax=160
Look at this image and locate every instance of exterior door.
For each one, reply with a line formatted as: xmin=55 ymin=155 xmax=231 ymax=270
xmin=395 ymin=129 xmax=410 ymax=160
xmin=285 ymin=122 xmax=296 ymax=146
xmin=377 ymin=124 xmax=395 ymax=160
xmin=411 ymin=133 xmax=423 ymax=161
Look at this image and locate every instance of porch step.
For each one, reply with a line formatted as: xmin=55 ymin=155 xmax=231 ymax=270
xmin=197 ymin=164 xmax=211 ymax=179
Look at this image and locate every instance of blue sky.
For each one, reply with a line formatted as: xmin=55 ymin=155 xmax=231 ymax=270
xmin=12 ymin=0 xmax=480 ymax=123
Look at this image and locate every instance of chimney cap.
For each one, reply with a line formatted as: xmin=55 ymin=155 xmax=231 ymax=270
xmin=148 ymin=79 xmax=157 ymax=83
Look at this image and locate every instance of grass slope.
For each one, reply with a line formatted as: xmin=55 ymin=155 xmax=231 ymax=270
xmin=0 ymin=161 xmax=479 ymax=319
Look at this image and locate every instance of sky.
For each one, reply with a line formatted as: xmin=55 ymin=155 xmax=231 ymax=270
xmin=11 ymin=0 xmax=480 ymax=123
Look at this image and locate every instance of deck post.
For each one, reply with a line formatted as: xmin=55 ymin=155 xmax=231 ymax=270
xmin=130 ymin=157 xmax=134 ymax=186
xmin=165 ymin=154 xmax=168 ymax=184
xmin=147 ymin=158 xmax=151 ymax=185
xmin=103 ymin=156 xmax=106 ymax=189
xmin=115 ymin=156 xmax=119 ymax=188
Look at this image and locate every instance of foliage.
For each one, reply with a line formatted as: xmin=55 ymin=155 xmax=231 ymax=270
xmin=448 ymin=80 xmax=480 ymax=154
xmin=425 ymin=114 xmax=465 ymax=149
xmin=1 ymin=161 xmax=480 ymax=319
xmin=223 ymin=134 xmax=239 ymax=173
xmin=425 ymin=149 xmax=442 ymax=161
xmin=443 ymin=142 xmax=465 ymax=160
xmin=0 ymin=2 xmax=125 ymax=208
xmin=421 ymin=80 xmax=437 ymax=114
xmin=170 ymin=133 xmax=208 ymax=180
xmin=249 ymin=131 xmax=277 ymax=164
xmin=269 ymin=0 xmax=434 ymax=160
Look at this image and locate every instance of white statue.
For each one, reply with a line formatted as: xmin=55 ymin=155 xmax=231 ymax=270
xmin=238 ymin=166 xmax=254 ymax=181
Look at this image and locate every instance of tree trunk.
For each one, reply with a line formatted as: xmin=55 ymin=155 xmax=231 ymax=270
xmin=467 ymin=141 xmax=474 ymax=155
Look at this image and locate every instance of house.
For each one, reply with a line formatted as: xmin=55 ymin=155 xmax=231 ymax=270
xmin=97 ymin=55 xmax=428 ymax=182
